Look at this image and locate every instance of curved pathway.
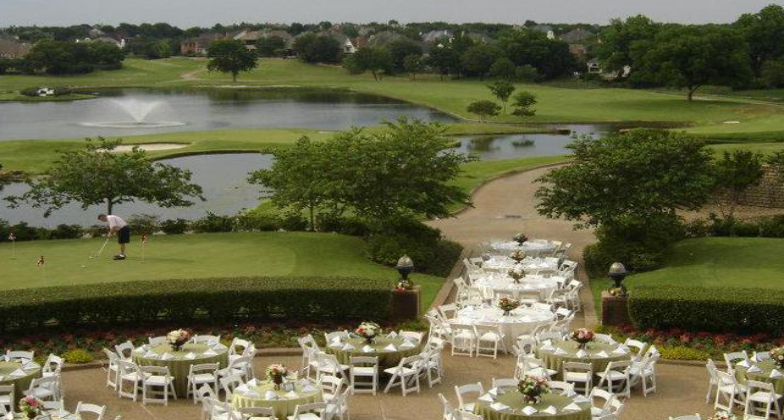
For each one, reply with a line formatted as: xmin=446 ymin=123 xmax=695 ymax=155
xmin=428 ymin=165 xmax=598 ymax=325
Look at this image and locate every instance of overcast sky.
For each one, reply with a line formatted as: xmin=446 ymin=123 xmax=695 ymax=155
xmin=1 ymin=0 xmax=782 ymax=27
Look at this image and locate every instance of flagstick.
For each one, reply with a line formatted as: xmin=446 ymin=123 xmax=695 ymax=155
xmin=142 ymin=241 xmax=146 ymax=263
xmin=10 ymin=240 xmax=15 ymax=260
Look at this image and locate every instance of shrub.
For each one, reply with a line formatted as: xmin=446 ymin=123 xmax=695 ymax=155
xmin=428 ymin=240 xmax=464 ymax=278
xmin=49 ymin=224 xmax=84 ymax=240
xmin=127 ymin=214 xmax=160 ymax=235
xmin=160 ymin=219 xmax=189 ymax=235
xmin=659 ymin=346 xmax=711 ymax=361
xmin=192 ymin=213 xmax=235 ymax=233
xmin=316 ymin=214 xmax=370 ymax=236
xmin=0 ymin=277 xmax=393 ymax=331
xmin=365 ymin=218 xmax=460 ymax=276
xmin=628 ymin=286 xmax=784 ymax=335
xmin=62 ymin=349 xmax=94 ymax=364
xmin=731 ymin=221 xmax=761 ymax=237
xmin=235 ymin=211 xmax=279 ymax=232
xmin=278 ymin=212 xmax=308 ymax=232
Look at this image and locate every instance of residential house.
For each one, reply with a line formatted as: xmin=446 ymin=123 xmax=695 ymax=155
xmin=367 ymin=31 xmax=407 ymax=48
xmin=422 ymin=30 xmax=453 ymax=44
xmin=0 ymin=38 xmax=31 ymax=58
xmin=465 ymin=32 xmax=493 ymax=44
xmin=569 ymin=44 xmax=589 ymax=61
xmin=234 ymin=29 xmax=263 ymax=50
xmin=180 ymin=33 xmax=224 ymax=55
xmin=559 ymin=28 xmax=594 ymax=44
xmin=532 ymin=24 xmax=555 ymax=40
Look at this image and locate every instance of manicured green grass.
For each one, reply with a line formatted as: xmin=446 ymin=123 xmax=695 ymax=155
xmin=0 ymin=231 xmax=445 ymax=309
xmin=590 ymin=237 xmax=784 ymax=315
xmin=453 ymin=155 xmax=567 ymax=199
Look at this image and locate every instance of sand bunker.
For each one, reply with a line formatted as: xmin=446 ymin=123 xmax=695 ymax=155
xmin=113 ymin=143 xmax=188 ymax=152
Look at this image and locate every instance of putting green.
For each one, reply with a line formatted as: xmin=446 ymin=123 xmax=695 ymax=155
xmin=0 ymin=231 xmax=445 ymax=308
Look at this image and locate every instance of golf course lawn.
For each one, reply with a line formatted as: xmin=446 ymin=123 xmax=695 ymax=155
xmin=590 ymin=237 xmax=784 ymax=314
xmin=0 ymin=231 xmax=446 ymax=309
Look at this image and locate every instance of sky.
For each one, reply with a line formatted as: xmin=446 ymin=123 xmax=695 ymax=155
xmin=1 ymin=0 xmax=782 ymax=27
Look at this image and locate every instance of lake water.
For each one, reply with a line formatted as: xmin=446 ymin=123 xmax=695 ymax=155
xmin=454 ymin=124 xmax=609 ymax=160
xmin=0 ymin=154 xmax=273 ymax=227
xmin=0 ymin=88 xmax=457 ymax=140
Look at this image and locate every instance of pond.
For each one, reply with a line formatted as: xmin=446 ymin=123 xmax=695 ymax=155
xmin=0 ymin=88 xmax=457 ymax=141
xmin=454 ymin=124 xmax=611 ymax=160
xmin=0 ymin=153 xmax=273 ymax=227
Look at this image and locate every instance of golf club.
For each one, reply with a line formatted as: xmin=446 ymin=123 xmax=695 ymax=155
xmin=81 ymin=236 xmax=111 ymax=268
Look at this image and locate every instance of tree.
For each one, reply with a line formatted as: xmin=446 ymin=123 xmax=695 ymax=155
xmin=735 ymin=5 xmax=784 ymax=77
xmin=256 ymin=36 xmax=286 ymax=57
xmin=292 ymin=34 xmax=342 ymax=63
xmin=427 ymin=42 xmax=460 ymax=79
xmin=487 ymin=81 xmax=516 ymax=113
xmin=712 ymin=150 xmax=764 ymax=219
xmin=596 ymin=15 xmax=660 ymax=78
xmin=497 ymin=29 xmax=577 ymax=80
xmin=460 ymin=44 xmax=501 ymax=79
xmin=630 ymin=26 xmax=752 ymax=100
xmin=6 ymin=138 xmax=204 ymax=216
xmin=403 ymin=54 xmax=425 ymax=80
xmin=761 ymin=58 xmax=784 ymax=87
xmin=511 ymin=91 xmax=537 ymax=116
xmin=466 ymin=100 xmax=501 ymax=122
xmin=490 ymin=57 xmax=517 ymax=80
xmin=343 ymin=47 xmax=392 ymax=81
xmin=206 ymin=39 xmax=258 ymax=82
xmin=387 ymin=39 xmax=422 ymax=73
xmin=536 ymin=129 xmax=714 ymax=230
xmin=250 ymin=119 xmax=472 ymax=224
xmin=248 ymin=137 xmax=326 ymax=230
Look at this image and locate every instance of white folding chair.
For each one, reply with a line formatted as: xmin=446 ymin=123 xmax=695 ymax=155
xmin=705 ymin=359 xmax=720 ymax=403
xmin=450 ymin=323 xmax=476 ymax=357
xmin=287 ymin=402 xmax=327 ymax=420
xmin=438 ymin=393 xmax=457 ymax=420
xmin=624 ymin=338 xmax=647 ymax=360
xmin=6 ymin=350 xmax=34 ymax=363
xmin=197 ymin=384 xmax=217 ymax=420
xmin=323 ymin=331 xmax=350 ymax=346
xmin=219 ymin=374 xmax=245 ymax=402
xmin=348 ymin=356 xmax=377 ymax=395
xmin=744 ymin=380 xmax=782 ymax=419
xmin=724 ymin=350 xmax=749 ymax=372
xmin=421 ymin=348 xmax=445 ymax=388
xmin=669 ymin=415 xmax=701 ymax=420
xmin=188 ymin=363 xmax=219 ymax=403
xmin=454 ymin=382 xmax=485 ymax=413
xmin=400 ymin=331 xmax=425 ymax=343
xmin=116 ymin=360 xmax=144 ymax=401
xmin=24 ymin=376 xmax=60 ymax=401
xmin=0 ymin=385 xmax=14 ymax=415
xmin=75 ymin=402 xmax=106 ymax=420
xmin=238 ymin=406 xmax=277 ymax=420
xmin=562 ymin=361 xmax=592 ymax=395
xmin=140 ymin=365 xmax=177 ymax=405
xmin=219 ymin=355 xmax=253 ymax=381
xmin=491 ymin=378 xmax=518 ymax=390
xmin=114 ymin=341 xmax=134 ymax=361
xmin=383 ymin=355 xmax=421 ymax=396
xmin=588 ymin=388 xmax=616 ymax=418
xmin=101 ymin=348 xmax=120 ymax=390
xmin=473 ymin=324 xmax=507 ymax=358
xmin=325 ymin=386 xmax=350 ymax=420
xmin=593 ymin=334 xmax=616 ymax=345
xmin=548 ymin=380 xmax=575 ymax=395
xmin=148 ymin=336 xmax=168 ymax=346
xmin=630 ymin=353 xmax=658 ymax=396
xmin=714 ymin=371 xmax=746 ymax=413
xmin=192 ymin=335 xmax=222 ymax=345
xmin=596 ymin=360 xmax=632 ymax=399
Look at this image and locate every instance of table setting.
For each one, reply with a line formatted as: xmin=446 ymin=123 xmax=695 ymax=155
xmin=481 ymin=256 xmax=561 ymax=274
xmin=0 ymin=360 xmax=42 ymax=410
xmin=734 ymin=347 xmax=784 ymax=394
xmin=326 ymin=324 xmax=421 ymax=369
xmin=451 ymin=304 xmax=555 ymax=348
xmin=489 ymin=237 xmax=558 ymax=256
xmin=132 ymin=329 xmax=229 ymax=395
xmin=231 ymin=365 xmax=322 ymax=420
xmin=473 ymin=273 xmax=563 ymax=300
xmin=473 ymin=376 xmax=591 ymax=420
xmin=536 ymin=330 xmax=631 ymax=375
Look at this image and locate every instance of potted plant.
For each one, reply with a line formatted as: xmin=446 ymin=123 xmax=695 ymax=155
xmin=517 ymin=375 xmax=550 ymax=404
xmin=510 ymin=250 xmax=526 ymax=263
xmin=266 ymin=364 xmax=288 ymax=390
xmin=19 ymin=397 xmax=43 ymax=419
xmin=770 ymin=346 xmax=784 ymax=368
xmin=570 ymin=328 xmax=595 ymax=350
xmin=355 ymin=322 xmax=381 ymax=344
xmin=166 ymin=329 xmax=191 ymax=352
xmin=507 ymin=265 xmax=526 ymax=284
xmin=513 ymin=233 xmax=529 ymax=246
xmin=498 ymin=297 xmax=521 ymax=316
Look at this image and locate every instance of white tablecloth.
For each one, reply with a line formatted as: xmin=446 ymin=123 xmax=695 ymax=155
xmin=482 ymin=256 xmax=561 ymax=273
xmin=473 ymin=274 xmax=563 ymax=300
xmin=451 ymin=305 xmax=555 ymax=348
xmin=489 ymin=239 xmax=558 ymax=256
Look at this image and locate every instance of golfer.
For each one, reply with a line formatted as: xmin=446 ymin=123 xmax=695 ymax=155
xmin=98 ymin=214 xmax=131 ymax=260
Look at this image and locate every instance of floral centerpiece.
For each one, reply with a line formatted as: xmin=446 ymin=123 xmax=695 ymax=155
xmin=498 ymin=298 xmax=521 ymax=316
xmin=266 ymin=364 xmax=288 ymax=390
xmin=355 ymin=322 xmax=381 ymax=344
xmin=19 ymin=396 xmax=43 ymax=419
xmin=166 ymin=329 xmax=191 ymax=352
xmin=770 ymin=346 xmax=784 ymax=368
xmin=513 ymin=233 xmax=529 ymax=246
xmin=708 ymin=412 xmax=736 ymax=420
xmin=507 ymin=265 xmax=526 ymax=284
xmin=570 ymin=328 xmax=595 ymax=349
xmin=510 ymin=250 xmax=527 ymax=263
xmin=517 ymin=375 xmax=550 ymax=405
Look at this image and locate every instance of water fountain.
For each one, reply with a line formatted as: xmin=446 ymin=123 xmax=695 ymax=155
xmin=80 ymin=99 xmax=186 ymax=129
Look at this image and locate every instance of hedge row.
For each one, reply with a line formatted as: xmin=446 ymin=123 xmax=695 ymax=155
xmin=0 ymin=277 xmax=393 ymax=331
xmin=628 ymin=286 xmax=784 ymax=335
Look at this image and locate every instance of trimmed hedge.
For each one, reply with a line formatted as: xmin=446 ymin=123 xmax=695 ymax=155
xmin=0 ymin=277 xmax=393 ymax=331
xmin=628 ymin=286 xmax=784 ymax=335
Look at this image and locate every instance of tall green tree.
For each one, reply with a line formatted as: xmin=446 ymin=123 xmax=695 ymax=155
xmin=256 ymin=36 xmax=286 ymax=57
xmin=206 ymin=39 xmax=258 ymax=82
xmin=487 ymin=81 xmax=516 ymax=113
xmin=735 ymin=5 xmax=784 ymax=77
xmin=630 ymin=26 xmax=752 ymax=100
xmin=490 ymin=57 xmax=517 ymax=80
xmin=387 ymin=39 xmax=423 ymax=73
xmin=712 ymin=150 xmax=764 ymax=218
xmin=596 ymin=15 xmax=660 ymax=78
xmin=460 ymin=44 xmax=501 ymax=79
xmin=536 ymin=130 xmax=714 ymax=229
xmin=403 ymin=54 xmax=425 ymax=80
xmin=343 ymin=47 xmax=393 ymax=81
xmin=6 ymin=138 xmax=204 ymax=216
xmin=292 ymin=34 xmax=342 ymax=63
xmin=466 ymin=100 xmax=501 ymax=122
xmin=497 ymin=29 xmax=577 ymax=80
xmin=511 ymin=91 xmax=537 ymax=116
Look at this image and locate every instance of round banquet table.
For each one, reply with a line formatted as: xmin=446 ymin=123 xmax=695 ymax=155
xmin=232 ymin=378 xmax=323 ymax=420
xmin=536 ymin=340 xmax=631 ymax=376
xmin=473 ymin=274 xmax=563 ymax=300
xmin=0 ymin=360 xmax=41 ymax=410
xmin=474 ymin=391 xmax=591 ymax=420
xmin=735 ymin=360 xmax=784 ymax=395
xmin=482 ymin=257 xmax=561 ymax=273
xmin=489 ymin=240 xmax=558 ymax=256
xmin=452 ymin=305 xmax=555 ymax=349
xmin=11 ymin=409 xmax=76 ymax=420
xmin=326 ymin=337 xmax=421 ymax=370
xmin=133 ymin=342 xmax=229 ymax=395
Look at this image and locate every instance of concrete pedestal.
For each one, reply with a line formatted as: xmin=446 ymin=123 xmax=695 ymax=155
xmin=390 ymin=286 xmax=421 ymax=321
xmin=601 ymin=291 xmax=632 ymax=327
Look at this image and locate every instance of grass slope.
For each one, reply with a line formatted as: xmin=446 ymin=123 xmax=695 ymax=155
xmin=591 ymin=237 xmax=784 ymax=313
xmin=0 ymin=231 xmax=445 ymax=309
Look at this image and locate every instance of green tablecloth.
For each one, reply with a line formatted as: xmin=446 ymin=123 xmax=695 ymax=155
xmin=232 ymin=379 xmax=322 ymax=419
xmin=133 ymin=343 xmax=228 ymax=396
xmin=474 ymin=392 xmax=591 ymax=420
xmin=326 ymin=337 xmax=421 ymax=370
xmin=0 ymin=361 xmax=42 ymax=410
xmin=536 ymin=340 xmax=630 ymax=377
xmin=735 ymin=360 xmax=784 ymax=395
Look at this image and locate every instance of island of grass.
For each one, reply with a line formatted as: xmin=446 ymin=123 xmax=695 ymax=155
xmin=0 ymin=231 xmax=446 ymax=311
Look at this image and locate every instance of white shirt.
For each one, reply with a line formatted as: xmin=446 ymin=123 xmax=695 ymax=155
xmin=106 ymin=215 xmax=127 ymax=230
